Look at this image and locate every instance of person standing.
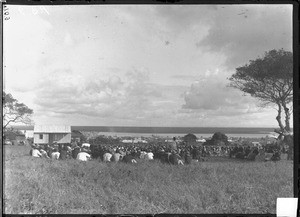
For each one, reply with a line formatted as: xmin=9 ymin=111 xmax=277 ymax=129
xmin=170 ymin=137 xmax=178 ymax=153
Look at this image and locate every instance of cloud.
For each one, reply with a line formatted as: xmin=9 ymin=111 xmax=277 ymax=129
xmin=33 ymin=68 xmax=165 ymax=122
xmin=3 ymin=8 xmax=53 ymax=94
xmin=153 ymin=5 xmax=217 ymax=32
xmin=182 ymin=69 xmax=264 ymax=117
xmin=196 ymin=5 xmax=292 ymax=69
xmin=5 ymin=5 xmax=290 ymax=127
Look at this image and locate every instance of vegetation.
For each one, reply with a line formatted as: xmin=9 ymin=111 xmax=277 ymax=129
xmin=183 ymin=133 xmax=197 ymax=144
xmin=4 ymin=145 xmax=293 ymax=214
xmin=204 ymin=132 xmax=229 ymax=146
xmin=88 ymin=135 xmax=121 ymax=145
xmin=211 ymin=132 xmax=229 ymax=145
xmin=3 ymin=92 xmax=33 ymax=131
xmin=228 ymin=49 xmax=293 ymax=136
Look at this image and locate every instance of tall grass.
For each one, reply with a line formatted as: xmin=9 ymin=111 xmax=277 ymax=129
xmin=3 ymin=145 xmax=293 ymax=214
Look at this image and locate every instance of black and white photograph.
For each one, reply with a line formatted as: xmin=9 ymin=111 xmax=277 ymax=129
xmin=2 ymin=3 xmax=295 ymax=214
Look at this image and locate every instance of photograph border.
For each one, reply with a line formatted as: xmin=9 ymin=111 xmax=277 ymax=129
xmin=1 ymin=0 xmax=299 ymax=215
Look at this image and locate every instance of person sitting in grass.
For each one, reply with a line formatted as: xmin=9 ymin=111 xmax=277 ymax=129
xmin=31 ymin=148 xmax=42 ymax=158
xmin=72 ymin=145 xmax=81 ymax=159
xmin=51 ymin=149 xmax=60 ymax=160
xmin=40 ymin=149 xmax=50 ymax=158
xmin=76 ymin=151 xmax=91 ymax=162
xmin=271 ymin=150 xmax=281 ymax=161
xmin=184 ymin=151 xmax=192 ymax=164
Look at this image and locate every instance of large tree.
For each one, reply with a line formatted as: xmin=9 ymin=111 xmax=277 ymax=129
xmin=3 ymin=92 xmax=34 ymax=131
xmin=228 ymin=49 xmax=293 ymax=136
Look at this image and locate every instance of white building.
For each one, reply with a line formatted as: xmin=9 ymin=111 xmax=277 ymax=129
xmin=34 ymin=125 xmax=71 ymax=145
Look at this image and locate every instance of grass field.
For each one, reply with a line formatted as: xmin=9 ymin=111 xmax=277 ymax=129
xmin=3 ymin=145 xmax=293 ymax=214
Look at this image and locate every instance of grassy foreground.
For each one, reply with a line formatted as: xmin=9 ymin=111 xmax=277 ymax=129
xmin=3 ymin=145 xmax=293 ymax=214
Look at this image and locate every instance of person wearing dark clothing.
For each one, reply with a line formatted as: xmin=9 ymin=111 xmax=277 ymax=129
xmin=184 ymin=152 xmax=192 ymax=164
xmin=191 ymin=148 xmax=200 ymax=160
xmin=244 ymin=146 xmax=251 ymax=157
xmin=252 ymin=148 xmax=259 ymax=155
xmin=122 ymin=155 xmax=137 ymax=163
xmin=230 ymin=145 xmax=239 ymax=158
xmin=59 ymin=148 xmax=68 ymax=160
xmin=169 ymin=137 xmax=178 ymax=153
xmin=72 ymin=146 xmax=81 ymax=159
xmin=168 ymin=153 xmax=183 ymax=165
xmin=271 ymin=151 xmax=281 ymax=161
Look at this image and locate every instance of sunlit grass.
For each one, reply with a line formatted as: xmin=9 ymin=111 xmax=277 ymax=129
xmin=3 ymin=145 xmax=293 ymax=214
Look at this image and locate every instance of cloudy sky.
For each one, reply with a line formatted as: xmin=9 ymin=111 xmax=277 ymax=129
xmin=3 ymin=4 xmax=293 ymax=127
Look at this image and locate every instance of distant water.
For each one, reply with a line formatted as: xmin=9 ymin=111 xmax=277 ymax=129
xmin=72 ymin=126 xmax=278 ymax=138
xmin=13 ymin=125 xmax=282 ymax=138
xmin=72 ymin=126 xmax=275 ymax=134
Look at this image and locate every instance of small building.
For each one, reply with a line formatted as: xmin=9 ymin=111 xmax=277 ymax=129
xmin=34 ymin=125 xmax=71 ymax=145
xmin=19 ymin=130 xmax=34 ymax=138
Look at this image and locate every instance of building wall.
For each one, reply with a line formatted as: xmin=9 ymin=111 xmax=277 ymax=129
xmin=49 ymin=133 xmax=71 ymax=144
xmin=25 ymin=130 xmax=34 ymax=138
xmin=57 ymin=133 xmax=71 ymax=143
xmin=34 ymin=133 xmax=49 ymax=144
xmin=34 ymin=133 xmax=71 ymax=144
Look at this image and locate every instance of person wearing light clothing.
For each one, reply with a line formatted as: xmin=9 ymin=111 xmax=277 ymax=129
xmin=77 ymin=152 xmax=91 ymax=162
xmin=40 ymin=149 xmax=50 ymax=158
xmin=32 ymin=149 xmax=42 ymax=158
xmin=51 ymin=149 xmax=60 ymax=160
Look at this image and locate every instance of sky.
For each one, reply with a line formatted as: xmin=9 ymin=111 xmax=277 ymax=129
xmin=3 ymin=4 xmax=293 ymax=127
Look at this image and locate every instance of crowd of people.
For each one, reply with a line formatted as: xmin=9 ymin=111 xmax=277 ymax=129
xmin=29 ymin=136 xmax=291 ymax=163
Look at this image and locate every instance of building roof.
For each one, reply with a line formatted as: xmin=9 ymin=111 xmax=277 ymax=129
xmin=34 ymin=125 xmax=71 ymax=133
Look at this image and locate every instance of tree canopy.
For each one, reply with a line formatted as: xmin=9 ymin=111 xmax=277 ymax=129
xmin=3 ymin=92 xmax=33 ymax=130
xmin=228 ymin=49 xmax=293 ymax=135
xmin=211 ymin=132 xmax=228 ymax=143
xmin=183 ymin=133 xmax=197 ymax=144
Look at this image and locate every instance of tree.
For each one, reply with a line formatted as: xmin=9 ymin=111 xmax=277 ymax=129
xmin=183 ymin=133 xmax=197 ymax=144
xmin=203 ymin=132 xmax=229 ymax=146
xmin=228 ymin=49 xmax=293 ymax=136
xmin=211 ymin=132 xmax=229 ymax=145
xmin=3 ymin=92 xmax=33 ymax=131
xmin=211 ymin=132 xmax=228 ymax=142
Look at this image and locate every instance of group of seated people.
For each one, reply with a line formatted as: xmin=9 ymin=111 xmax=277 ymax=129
xmin=30 ymin=142 xmax=92 ymax=161
xmin=30 ymin=139 xmax=289 ymax=163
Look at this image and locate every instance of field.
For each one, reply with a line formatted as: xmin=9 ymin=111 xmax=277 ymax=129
xmin=3 ymin=145 xmax=293 ymax=214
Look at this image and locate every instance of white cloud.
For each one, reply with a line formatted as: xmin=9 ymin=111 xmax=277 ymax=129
xmin=3 ymin=5 xmax=292 ymax=127
xmin=182 ymin=69 xmax=267 ymax=116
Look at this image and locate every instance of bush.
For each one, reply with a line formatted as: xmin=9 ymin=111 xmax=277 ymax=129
xmin=203 ymin=132 xmax=229 ymax=146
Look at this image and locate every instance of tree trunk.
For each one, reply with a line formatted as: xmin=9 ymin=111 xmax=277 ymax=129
xmin=275 ymin=103 xmax=285 ymax=132
xmin=281 ymin=101 xmax=291 ymax=133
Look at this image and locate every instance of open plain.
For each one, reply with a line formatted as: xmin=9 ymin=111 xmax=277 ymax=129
xmin=3 ymin=145 xmax=293 ymax=214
